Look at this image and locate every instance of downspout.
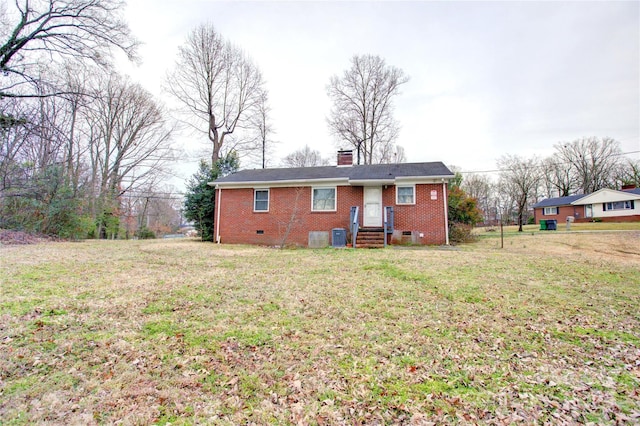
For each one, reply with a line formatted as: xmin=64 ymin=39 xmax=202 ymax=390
xmin=442 ymin=180 xmax=449 ymax=246
xmin=215 ymin=186 xmax=222 ymax=244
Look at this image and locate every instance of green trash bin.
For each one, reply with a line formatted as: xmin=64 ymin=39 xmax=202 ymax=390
xmin=539 ymin=219 xmax=547 ymax=230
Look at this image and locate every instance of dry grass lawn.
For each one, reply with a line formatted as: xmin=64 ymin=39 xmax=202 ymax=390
xmin=1 ymin=231 xmax=639 ymax=424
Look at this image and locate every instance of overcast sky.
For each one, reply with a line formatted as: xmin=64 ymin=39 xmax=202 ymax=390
xmin=118 ymin=0 xmax=639 ymax=188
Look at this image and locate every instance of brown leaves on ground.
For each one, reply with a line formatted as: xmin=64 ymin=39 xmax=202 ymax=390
xmin=0 ymin=232 xmax=639 ymax=424
xmin=0 ymin=229 xmax=60 ymax=245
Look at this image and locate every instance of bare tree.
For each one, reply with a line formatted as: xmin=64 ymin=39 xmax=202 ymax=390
xmin=0 ymin=98 xmax=33 ymax=192
xmin=615 ymin=159 xmax=640 ymax=188
xmin=497 ymin=155 xmax=541 ymax=232
xmin=84 ymin=74 xmax=174 ymax=237
xmin=276 ymin=187 xmax=303 ymax=248
xmin=249 ymin=90 xmax=276 ymax=169
xmin=0 ymin=0 xmax=138 ymax=98
xmin=540 ymin=156 xmax=575 ymax=197
xmin=56 ymin=64 xmax=93 ymax=192
xmin=554 ymin=137 xmax=622 ymax=194
xmin=461 ymin=173 xmax=494 ymax=224
xmin=166 ymin=23 xmax=266 ymax=166
xmin=377 ymin=143 xmax=407 ymax=164
xmin=282 ymin=145 xmax=330 ymax=168
xmin=327 ymin=54 xmax=409 ymax=165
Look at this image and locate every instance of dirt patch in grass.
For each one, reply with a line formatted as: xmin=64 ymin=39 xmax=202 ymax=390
xmin=477 ymin=230 xmax=640 ymax=267
xmin=1 ymin=234 xmax=639 ymax=424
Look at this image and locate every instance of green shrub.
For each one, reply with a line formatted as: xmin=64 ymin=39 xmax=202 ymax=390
xmin=135 ymin=226 xmax=156 ymax=239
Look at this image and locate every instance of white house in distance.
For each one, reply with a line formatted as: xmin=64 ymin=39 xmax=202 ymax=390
xmin=533 ymin=186 xmax=640 ymax=224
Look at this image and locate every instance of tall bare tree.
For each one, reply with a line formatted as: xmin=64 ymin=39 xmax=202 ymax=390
xmin=282 ymin=145 xmax=330 ymax=168
xmin=497 ymin=155 xmax=541 ymax=232
xmin=84 ymin=74 xmax=174 ymax=237
xmin=249 ymin=89 xmax=276 ymax=169
xmin=327 ymin=54 xmax=409 ymax=165
xmin=0 ymin=0 xmax=138 ymax=98
xmin=554 ymin=137 xmax=622 ymax=194
xmin=166 ymin=23 xmax=266 ymax=166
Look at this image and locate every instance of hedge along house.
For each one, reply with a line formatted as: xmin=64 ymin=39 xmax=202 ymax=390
xmin=533 ymin=186 xmax=640 ymax=224
xmin=210 ymin=150 xmax=455 ymax=247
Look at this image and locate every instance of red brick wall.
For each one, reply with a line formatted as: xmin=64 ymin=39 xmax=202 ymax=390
xmin=388 ymin=184 xmax=447 ymax=244
xmin=217 ymin=183 xmax=447 ymax=246
xmin=534 ymin=205 xmax=584 ymax=224
xmin=535 ymin=206 xmax=640 ymax=224
xmin=574 ymin=215 xmax=640 ymax=223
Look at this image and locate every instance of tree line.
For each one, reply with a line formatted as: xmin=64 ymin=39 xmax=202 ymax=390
xmin=460 ymin=137 xmax=639 ymax=232
xmin=2 ymin=3 xmax=636 ymax=240
xmin=0 ymin=0 xmax=182 ymax=239
xmin=0 ymin=2 xmax=411 ymax=240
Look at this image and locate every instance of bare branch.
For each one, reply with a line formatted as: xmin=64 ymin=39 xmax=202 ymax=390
xmin=165 ymin=23 xmax=266 ymax=167
xmin=0 ymin=0 xmax=139 ymax=98
xmin=326 ymin=54 xmax=409 ymax=164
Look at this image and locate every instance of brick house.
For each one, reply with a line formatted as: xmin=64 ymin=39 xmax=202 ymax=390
xmin=533 ymin=186 xmax=640 ymax=224
xmin=532 ymin=194 xmax=586 ymax=224
xmin=210 ymin=150 xmax=455 ymax=247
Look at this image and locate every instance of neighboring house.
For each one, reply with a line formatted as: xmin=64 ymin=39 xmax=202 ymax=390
xmin=533 ymin=186 xmax=640 ymax=224
xmin=210 ymin=150 xmax=455 ymax=247
xmin=532 ymin=194 xmax=586 ymax=223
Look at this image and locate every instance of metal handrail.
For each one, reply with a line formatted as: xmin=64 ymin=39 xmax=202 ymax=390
xmin=384 ymin=206 xmax=394 ymax=234
xmin=383 ymin=206 xmax=394 ymax=248
xmin=350 ymin=206 xmax=359 ymax=248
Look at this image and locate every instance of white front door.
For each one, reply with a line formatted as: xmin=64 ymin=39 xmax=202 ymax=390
xmin=363 ymin=187 xmax=383 ymax=227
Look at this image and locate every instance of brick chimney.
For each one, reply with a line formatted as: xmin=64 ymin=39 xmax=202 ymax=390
xmin=337 ymin=150 xmax=353 ymax=166
xmin=621 ymin=184 xmax=637 ymax=190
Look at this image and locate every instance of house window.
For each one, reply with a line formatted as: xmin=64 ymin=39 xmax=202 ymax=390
xmin=585 ymin=204 xmax=593 ymax=218
xmin=254 ymin=189 xmax=269 ymax=212
xmin=604 ymin=201 xmax=634 ymax=211
xmin=543 ymin=207 xmax=559 ymax=215
xmin=396 ymin=185 xmax=415 ymax=205
xmin=312 ymin=187 xmax=336 ymax=211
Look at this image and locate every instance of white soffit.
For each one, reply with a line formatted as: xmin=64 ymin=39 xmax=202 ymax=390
xmin=571 ymin=188 xmax=640 ymax=205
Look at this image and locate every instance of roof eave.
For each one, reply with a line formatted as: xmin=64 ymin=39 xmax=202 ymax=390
xmin=394 ymin=175 xmax=455 ymax=184
xmin=348 ymin=179 xmax=396 ymax=186
xmin=213 ymin=177 xmax=350 ymax=189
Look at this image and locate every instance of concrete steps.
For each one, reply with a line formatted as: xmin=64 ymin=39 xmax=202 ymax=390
xmin=355 ymin=228 xmax=385 ymax=248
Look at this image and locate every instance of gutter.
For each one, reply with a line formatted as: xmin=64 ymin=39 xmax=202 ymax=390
xmin=443 ymin=180 xmax=449 ymax=246
xmin=215 ymin=187 xmax=222 ymax=243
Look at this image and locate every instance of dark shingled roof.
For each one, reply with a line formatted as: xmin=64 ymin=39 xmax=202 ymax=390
xmin=532 ymin=194 xmax=585 ymax=208
xmin=624 ymin=187 xmax=640 ymax=196
xmin=213 ymin=162 xmax=454 ymax=184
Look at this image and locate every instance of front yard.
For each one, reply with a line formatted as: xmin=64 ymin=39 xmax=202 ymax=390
xmin=1 ymin=231 xmax=639 ymax=424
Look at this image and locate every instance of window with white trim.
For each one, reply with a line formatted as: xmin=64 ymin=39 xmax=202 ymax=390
xmin=585 ymin=204 xmax=593 ymax=218
xmin=254 ymin=189 xmax=269 ymax=212
xmin=543 ymin=207 xmax=559 ymax=215
xmin=312 ymin=187 xmax=336 ymax=211
xmin=603 ymin=200 xmax=634 ymax=211
xmin=396 ymin=185 xmax=415 ymax=205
